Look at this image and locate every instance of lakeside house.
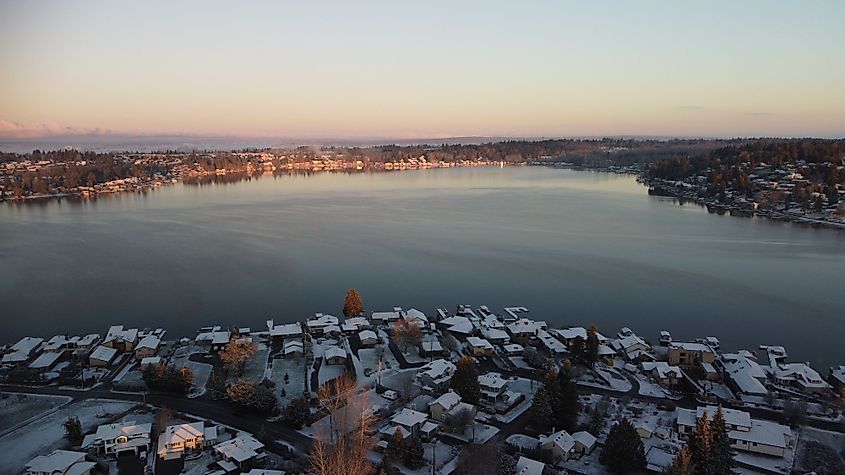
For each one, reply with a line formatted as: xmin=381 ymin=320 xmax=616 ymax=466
xmin=1 ymin=336 xmax=44 ymax=364
xmin=465 ymin=337 xmax=494 ymax=357
xmin=268 ymin=321 xmax=302 ymax=341
xmin=134 ymin=334 xmax=161 ymax=359
xmin=102 ymin=325 xmax=138 ymax=353
xmin=640 ymin=361 xmax=682 ymax=387
xmin=667 ymin=341 xmax=716 ymax=369
xmin=676 ymin=406 xmax=792 ymax=458
xmin=88 ymin=345 xmax=118 ymax=367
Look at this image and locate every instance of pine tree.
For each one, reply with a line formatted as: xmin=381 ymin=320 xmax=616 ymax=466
xmin=404 ymin=437 xmax=426 ymax=469
xmin=343 ymin=288 xmax=364 ymax=318
xmin=570 ymin=336 xmax=585 ymax=361
xmin=600 ymin=419 xmax=646 ymax=474
xmin=586 ymin=324 xmax=600 ymax=366
xmin=556 ymin=360 xmax=579 ymax=432
xmin=386 ymin=427 xmax=405 ymax=466
xmin=529 ymin=386 xmax=553 ymax=430
xmin=688 ymin=411 xmax=713 ymax=475
xmin=452 ymin=356 xmax=481 ymax=404
xmin=708 ymin=406 xmax=734 ymax=475
xmin=667 ymin=446 xmax=692 ymax=475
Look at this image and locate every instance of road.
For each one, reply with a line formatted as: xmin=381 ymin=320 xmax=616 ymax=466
xmin=0 ymin=384 xmax=313 ymax=455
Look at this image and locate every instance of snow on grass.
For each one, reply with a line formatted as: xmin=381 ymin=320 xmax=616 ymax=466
xmin=633 ymin=372 xmax=675 ymax=398
xmin=0 ymin=393 xmax=71 ymax=434
xmin=269 ymin=356 xmax=309 ymax=407
xmin=445 ymin=422 xmax=499 ymax=444
xmin=227 ymin=344 xmax=270 ymax=384
xmin=171 ymin=344 xmax=212 ymax=398
xmin=0 ymin=398 xmax=136 ymax=474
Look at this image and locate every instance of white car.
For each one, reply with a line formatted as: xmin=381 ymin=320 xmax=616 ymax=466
xmin=382 ymin=390 xmax=398 ymax=401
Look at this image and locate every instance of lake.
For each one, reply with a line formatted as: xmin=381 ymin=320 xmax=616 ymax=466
xmin=1 ymin=166 xmax=844 ymax=369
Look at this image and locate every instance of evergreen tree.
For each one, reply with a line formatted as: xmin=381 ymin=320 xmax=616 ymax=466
xmin=708 ymin=406 xmax=734 ymax=475
xmin=452 ymin=356 xmax=481 ymax=404
xmin=688 ymin=411 xmax=713 ymax=475
xmin=343 ymin=288 xmax=364 ymax=318
xmin=667 ymin=446 xmax=692 ymax=475
xmin=404 ymin=437 xmax=426 ymax=469
xmin=555 ymin=360 xmax=579 ymax=432
xmin=570 ymin=336 xmax=585 ymax=361
xmin=600 ymin=419 xmax=646 ymax=474
xmin=585 ymin=324 xmax=600 ymax=366
xmin=529 ymin=385 xmax=553 ymax=430
xmin=386 ymin=427 xmax=405 ymax=466
xmin=63 ymin=416 xmax=83 ymax=445
xmin=497 ymin=453 xmax=517 ymax=475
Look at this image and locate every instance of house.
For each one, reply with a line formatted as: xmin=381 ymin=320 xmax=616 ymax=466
xmin=829 ymin=365 xmax=845 ymax=397
xmin=283 ymin=340 xmax=304 ymax=357
xmin=42 ymin=334 xmax=99 ymax=353
xmin=553 ymin=327 xmax=608 ymax=347
xmin=140 ymin=356 xmax=161 ymax=370
xmin=515 ymin=456 xmax=545 ymax=475
xmin=612 ymin=334 xmax=652 ymax=361
xmin=88 ymin=345 xmax=118 ymax=367
xmin=506 ymin=318 xmax=543 ymax=340
xmin=134 ymin=335 xmax=160 ymax=359
xmin=478 ymin=372 xmax=508 ymax=403
xmin=102 ymin=325 xmax=139 ymax=352
xmin=481 ymin=326 xmax=510 ymax=345
xmin=25 ymin=450 xmax=96 ymax=475
xmin=385 ymin=408 xmax=428 ymax=439
xmin=667 ymin=342 xmax=716 ymax=368
xmin=466 ymin=337 xmax=494 ymax=357
xmin=419 ymin=335 xmax=445 ymax=357
xmin=371 ymin=310 xmax=401 ymax=325
xmin=572 ymin=431 xmax=597 ymax=455
xmin=676 ymin=406 xmax=792 ymax=458
xmin=341 ymin=317 xmax=369 ymax=333
xmin=214 ymin=434 xmax=265 ymax=471
xmin=324 ymin=346 xmax=347 ymax=365
xmin=157 ymin=422 xmax=208 ymax=460
xmin=358 ymin=329 xmax=379 ymax=347
xmin=268 ymin=322 xmax=302 ymax=341
xmin=539 ymin=429 xmax=576 ymax=461
xmin=307 ymin=313 xmax=340 ymax=335
xmin=503 ymin=343 xmax=523 ymax=355
xmin=415 ymin=359 xmax=456 ymax=392
xmin=29 ymin=351 xmax=64 ymax=372
xmin=438 ymin=315 xmax=474 ymax=335
xmin=195 ymin=329 xmax=230 ymax=351
xmin=1 ymin=336 xmax=44 ymax=364
xmin=723 ymin=351 xmax=768 ymax=395
xmin=537 ymin=329 xmax=567 ymax=355
xmin=640 ymin=361 xmax=682 ymax=386
xmin=428 ymin=391 xmax=476 ymax=423
xmin=82 ymin=421 xmax=152 ymax=457
xmin=773 ymin=363 xmax=830 ymax=393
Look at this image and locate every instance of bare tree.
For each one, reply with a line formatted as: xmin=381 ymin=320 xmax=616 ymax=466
xmin=219 ymin=336 xmax=257 ymax=376
xmin=391 ymin=318 xmax=422 ymax=353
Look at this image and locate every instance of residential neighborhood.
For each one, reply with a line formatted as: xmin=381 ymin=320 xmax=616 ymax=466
xmin=1 ymin=301 xmax=844 ymax=474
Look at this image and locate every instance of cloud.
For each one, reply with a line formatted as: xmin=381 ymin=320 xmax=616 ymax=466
xmin=0 ymin=119 xmax=107 ymax=139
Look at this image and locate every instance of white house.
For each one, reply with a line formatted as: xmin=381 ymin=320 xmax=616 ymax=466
xmin=157 ymin=422 xmax=209 ymax=460
xmin=307 ymin=314 xmax=340 ymax=335
xmin=269 ymin=322 xmax=302 ymax=341
xmin=89 ymin=345 xmax=118 ymax=367
xmin=83 ymin=421 xmax=152 ymax=457
xmin=540 ymin=429 xmax=577 ymax=461
xmin=25 ymin=450 xmax=95 ymax=475
xmin=640 ymin=361 xmax=682 ymax=386
xmin=134 ymin=335 xmax=160 ymax=359
xmin=102 ymin=325 xmax=139 ymax=352
xmin=572 ymin=431 xmax=597 ymax=455
xmin=506 ymin=319 xmax=543 ymax=339
xmin=773 ymin=363 xmax=830 ymax=393
xmin=386 ymin=408 xmax=428 ymax=439
xmin=428 ymin=390 xmax=476 ymax=423
xmin=214 ymin=434 xmax=265 ymax=470
xmin=283 ymin=340 xmax=304 ymax=357
xmin=723 ymin=352 xmax=768 ymax=395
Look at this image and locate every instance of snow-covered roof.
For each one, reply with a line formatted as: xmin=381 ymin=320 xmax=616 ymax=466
xmin=516 ymin=456 xmax=545 ymax=475
xmin=324 ymin=346 xmax=346 ymax=360
xmin=507 ymin=318 xmax=541 ymax=336
xmin=104 ymin=325 xmax=138 ymax=344
xmin=440 ymin=315 xmax=474 ymax=334
xmin=84 ymin=421 xmax=151 ymax=449
xmin=215 ymin=434 xmax=264 ymax=462
xmin=466 ymin=336 xmax=494 ymax=350
xmin=506 ymin=434 xmax=540 ymax=450
xmin=831 ymin=365 xmax=845 ymax=385
xmin=25 ymin=450 xmax=94 ymax=475
xmin=1 ymin=336 xmax=44 ymax=363
xmin=540 ymin=429 xmax=576 ymax=454
xmin=371 ymin=311 xmax=400 ymax=322
xmin=572 ymin=431 xmax=597 ymax=449
xmin=89 ymin=345 xmax=118 ymax=363
xmin=358 ymin=329 xmax=378 ymax=341
xmin=157 ymin=422 xmax=204 ymax=455
xmin=141 ymin=356 xmax=161 ymax=366
xmin=404 ymin=308 xmax=426 ymax=320
xmin=429 ymin=391 xmax=462 ymax=411
xmin=774 ymin=363 xmax=829 ymax=389
xmin=136 ymin=335 xmax=160 ymax=351
xmin=641 ymin=361 xmax=681 ymax=379
xmin=503 ymin=343 xmax=524 ymax=353
xmin=670 ymin=341 xmax=713 ymax=353
xmin=537 ymin=329 xmax=567 ymax=354
xmin=391 ymin=408 xmax=428 ymax=429
xmin=416 ymin=359 xmax=456 ymax=384
xmin=482 ymin=327 xmax=510 ymax=341
xmin=29 ymin=351 xmax=62 ymax=369
xmin=677 ymin=406 xmax=752 ymax=431
xmin=730 ymin=419 xmax=791 ymax=449
xmin=478 ymin=372 xmax=508 ymax=390
xmin=307 ymin=313 xmax=339 ymax=328
xmin=269 ymin=323 xmax=302 ymax=338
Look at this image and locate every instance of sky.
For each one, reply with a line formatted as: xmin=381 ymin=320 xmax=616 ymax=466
xmin=1 ymin=0 xmax=844 ymax=141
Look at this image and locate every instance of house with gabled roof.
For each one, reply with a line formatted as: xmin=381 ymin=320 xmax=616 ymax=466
xmin=157 ymin=422 xmax=214 ymax=460
xmin=25 ymin=449 xmax=95 ymax=475
xmin=82 ymin=421 xmax=152 ymax=457
xmin=415 ymin=359 xmax=456 ymax=392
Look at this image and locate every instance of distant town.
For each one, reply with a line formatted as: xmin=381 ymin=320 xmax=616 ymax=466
xmin=1 ymin=292 xmax=844 ymax=474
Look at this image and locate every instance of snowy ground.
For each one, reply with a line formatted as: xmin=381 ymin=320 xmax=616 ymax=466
xmin=793 ymin=427 xmax=845 ymax=474
xmin=0 ymin=398 xmax=136 ymax=474
xmin=0 ymin=393 xmax=71 ymax=434
xmin=508 ymin=356 xmax=533 ymax=370
xmin=632 ymin=372 xmax=676 ymax=399
xmin=269 ymin=356 xmax=308 ymax=407
xmin=226 ymin=343 xmax=270 ymax=385
xmin=578 ymin=364 xmax=632 ymax=393
xmin=445 ymin=422 xmax=499 ymax=444
xmin=171 ymin=344 xmax=213 ymax=397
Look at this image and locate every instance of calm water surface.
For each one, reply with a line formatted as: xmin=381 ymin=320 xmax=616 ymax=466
xmin=1 ymin=167 xmax=844 ymax=368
